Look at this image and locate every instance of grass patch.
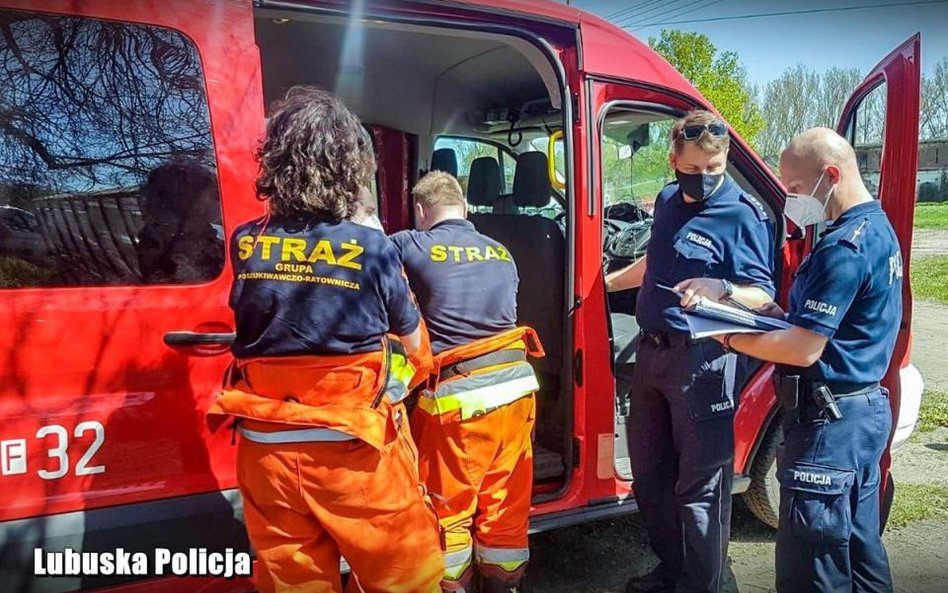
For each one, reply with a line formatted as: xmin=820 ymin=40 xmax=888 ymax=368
xmin=916 ymin=390 xmax=948 ymax=433
xmin=915 ymin=202 xmax=948 ymax=230
xmin=0 ymin=256 xmax=53 ymax=288
xmin=911 ymin=255 xmax=948 ymax=304
xmin=888 ymin=483 xmax=948 ymax=529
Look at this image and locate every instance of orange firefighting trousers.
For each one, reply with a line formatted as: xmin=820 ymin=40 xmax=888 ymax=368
xmin=207 ymin=340 xmax=442 ymax=593
xmin=238 ymin=410 xmax=443 ymax=593
xmin=412 ymin=396 xmax=535 ymax=585
xmin=410 ymin=327 xmax=543 ymax=586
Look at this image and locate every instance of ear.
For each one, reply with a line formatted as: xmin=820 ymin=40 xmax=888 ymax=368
xmin=461 ymin=201 xmax=469 ymax=219
xmin=414 ymin=202 xmax=426 ymax=228
xmin=825 ymin=164 xmax=842 ymax=184
xmin=668 ymin=151 xmax=677 ymax=170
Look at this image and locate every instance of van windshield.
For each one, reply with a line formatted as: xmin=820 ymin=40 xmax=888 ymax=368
xmin=601 ymin=116 xmax=675 ymax=213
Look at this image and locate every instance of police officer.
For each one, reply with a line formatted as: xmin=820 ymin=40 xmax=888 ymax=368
xmin=206 ymin=87 xmax=443 ymax=593
xmin=708 ymin=127 xmax=901 ymax=592
xmin=605 ymin=110 xmax=775 ymax=593
xmin=390 ymin=171 xmax=542 ymax=593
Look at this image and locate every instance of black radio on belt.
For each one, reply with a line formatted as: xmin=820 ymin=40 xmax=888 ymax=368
xmin=775 ymin=375 xmax=843 ymax=422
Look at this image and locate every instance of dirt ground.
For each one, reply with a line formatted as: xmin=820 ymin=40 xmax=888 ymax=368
xmin=526 ymin=503 xmax=948 ymax=593
xmin=525 ymin=228 xmax=948 ymax=592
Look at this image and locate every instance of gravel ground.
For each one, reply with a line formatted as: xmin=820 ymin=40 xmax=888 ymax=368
xmin=909 ymin=228 xmax=948 ymax=258
xmin=526 ymin=503 xmax=948 ymax=593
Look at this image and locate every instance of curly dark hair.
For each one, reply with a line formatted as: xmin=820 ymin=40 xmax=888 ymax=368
xmin=255 ymin=86 xmax=376 ymax=220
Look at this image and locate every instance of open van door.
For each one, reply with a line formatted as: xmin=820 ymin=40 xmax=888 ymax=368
xmin=835 ymin=34 xmax=920 ymax=528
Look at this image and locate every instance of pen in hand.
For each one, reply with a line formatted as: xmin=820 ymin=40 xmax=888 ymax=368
xmin=656 ymin=283 xmax=685 ymax=298
xmin=656 ymin=282 xmax=758 ymax=315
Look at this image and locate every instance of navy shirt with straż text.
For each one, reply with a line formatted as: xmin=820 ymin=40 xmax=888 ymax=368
xmin=228 ymin=215 xmax=420 ymax=358
xmin=390 ymin=219 xmax=518 ymax=354
xmin=786 ymin=200 xmax=903 ymax=385
xmin=636 ymin=177 xmax=776 ymax=334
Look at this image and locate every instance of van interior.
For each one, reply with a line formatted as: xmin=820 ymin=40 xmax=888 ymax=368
xmin=254 ymin=7 xmax=573 ymax=496
xmin=252 ymin=7 xmax=779 ymax=494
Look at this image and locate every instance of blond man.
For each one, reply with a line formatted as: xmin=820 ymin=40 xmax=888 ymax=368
xmin=390 ymin=172 xmax=543 ymax=593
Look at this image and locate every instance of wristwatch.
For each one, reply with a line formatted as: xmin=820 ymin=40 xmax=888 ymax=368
xmin=721 ymin=278 xmax=734 ymax=299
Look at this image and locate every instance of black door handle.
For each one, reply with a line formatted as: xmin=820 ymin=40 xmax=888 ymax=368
xmin=163 ymin=331 xmax=235 ymax=347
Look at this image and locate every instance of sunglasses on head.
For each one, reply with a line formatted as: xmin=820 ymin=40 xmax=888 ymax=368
xmin=679 ymin=122 xmax=728 ymax=141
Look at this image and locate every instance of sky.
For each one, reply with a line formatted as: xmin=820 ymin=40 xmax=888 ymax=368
xmin=569 ymin=0 xmax=948 ymax=87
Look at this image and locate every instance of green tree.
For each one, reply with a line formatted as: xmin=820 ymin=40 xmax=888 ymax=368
xmin=649 ymin=30 xmax=765 ymax=148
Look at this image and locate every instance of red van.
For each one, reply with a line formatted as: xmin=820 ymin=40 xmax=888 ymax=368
xmin=0 ymin=1 xmax=922 ymax=591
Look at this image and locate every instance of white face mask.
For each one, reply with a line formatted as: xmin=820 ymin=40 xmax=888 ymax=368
xmin=784 ymin=171 xmax=835 ymax=229
xmin=355 ymin=214 xmax=385 ymax=232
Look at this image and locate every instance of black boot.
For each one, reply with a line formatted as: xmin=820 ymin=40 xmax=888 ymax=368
xmin=442 ymin=564 xmax=476 ymax=593
xmin=625 ymin=563 xmax=675 ymax=593
xmin=478 ymin=563 xmax=525 ymax=593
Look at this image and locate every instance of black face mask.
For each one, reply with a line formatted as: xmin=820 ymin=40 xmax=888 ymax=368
xmin=675 ymin=170 xmax=723 ymax=202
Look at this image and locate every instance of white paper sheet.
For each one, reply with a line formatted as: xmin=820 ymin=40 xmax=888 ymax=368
xmin=685 ymin=313 xmax=773 ymax=339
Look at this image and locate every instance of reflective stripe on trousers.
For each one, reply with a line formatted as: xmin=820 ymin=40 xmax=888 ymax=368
xmin=418 ymin=362 xmax=538 ymax=419
xmin=444 ymin=547 xmax=473 ymax=581
xmin=476 ymin=544 xmax=529 ymax=572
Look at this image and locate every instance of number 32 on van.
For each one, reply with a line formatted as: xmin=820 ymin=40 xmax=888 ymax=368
xmin=1 ymin=422 xmax=106 ymax=479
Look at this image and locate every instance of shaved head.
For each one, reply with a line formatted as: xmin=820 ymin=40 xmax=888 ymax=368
xmin=781 ymin=127 xmax=857 ymax=180
xmin=779 ymin=127 xmax=872 ymax=219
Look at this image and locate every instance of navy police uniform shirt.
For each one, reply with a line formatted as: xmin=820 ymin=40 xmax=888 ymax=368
xmin=787 ymin=200 xmax=903 ymax=385
xmin=636 ymin=177 xmax=776 ymax=334
xmin=229 ymin=215 xmax=420 ymax=358
xmin=390 ymin=219 xmax=518 ymax=354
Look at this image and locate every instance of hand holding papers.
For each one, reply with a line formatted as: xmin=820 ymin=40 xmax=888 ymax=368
xmin=656 ymin=284 xmax=791 ymax=339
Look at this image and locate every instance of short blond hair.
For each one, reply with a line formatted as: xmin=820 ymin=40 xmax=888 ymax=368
xmin=670 ymin=110 xmax=730 ymax=155
xmin=412 ymin=171 xmax=465 ymax=208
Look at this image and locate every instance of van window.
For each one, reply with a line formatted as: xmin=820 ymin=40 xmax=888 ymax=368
xmin=434 ymin=137 xmax=509 ymax=194
xmin=0 ymin=10 xmax=222 ymax=288
xmin=849 ymin=82 xmax=887 ymax=200
xmin=601 ymin=116 xmax=675 ymax=213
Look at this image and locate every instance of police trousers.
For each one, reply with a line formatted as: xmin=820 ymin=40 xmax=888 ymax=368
xmin=627 ymin=336 xmax=739 ymax=593
xmin=776 ymin=388 xmax=893 ymax=593
xmin=237 ymin=411 xmax=444 ymax=593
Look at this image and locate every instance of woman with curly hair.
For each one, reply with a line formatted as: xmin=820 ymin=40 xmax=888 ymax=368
xmin=207 ymin=86 xmax=443 ymax=593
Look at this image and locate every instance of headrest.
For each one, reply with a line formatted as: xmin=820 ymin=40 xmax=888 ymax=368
xmin=467 ymin=157 xmax=501 ymax=207
xmin=513 ymin=152 xmax=552 ymax=208
xmin=430 ymin=148 xmax=458 ymax=177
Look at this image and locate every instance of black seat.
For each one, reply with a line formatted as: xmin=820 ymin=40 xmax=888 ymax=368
xmin=430 ymin=148 xmax=458 ymax=177
xmin=466 ymin=156 xmax=501 ymax=208
xmin=469 ymin=152 xmax=568 ymax=473
xmin=468 ymin=152 xmax=565 ymax=376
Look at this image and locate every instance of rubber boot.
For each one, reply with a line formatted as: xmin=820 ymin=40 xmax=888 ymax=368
xmin=477 ymin=562 xmax=525 ymax=593
xmin=442 ymin=564 xmax=476 ymax=593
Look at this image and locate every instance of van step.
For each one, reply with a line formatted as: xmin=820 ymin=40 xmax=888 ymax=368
xmin=533 ymin=444 xmax=566 ymax=482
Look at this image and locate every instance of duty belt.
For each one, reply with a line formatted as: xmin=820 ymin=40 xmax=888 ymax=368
xmin=639 ymin=329 xmax=706 ymax=349
xmin=774 ymin=375 xmax=881 ymax=423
